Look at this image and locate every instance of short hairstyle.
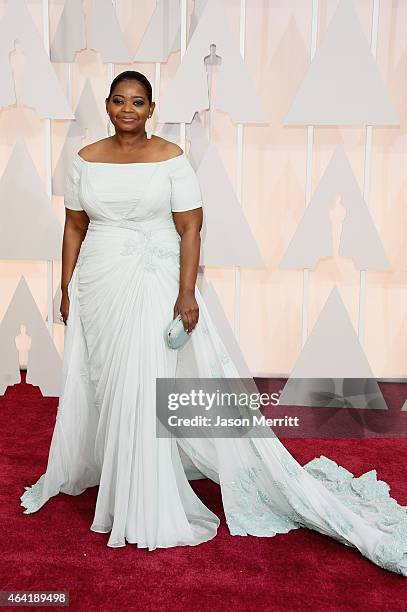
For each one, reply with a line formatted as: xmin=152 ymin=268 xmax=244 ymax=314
xmin=107 ymin=71 xmax=152 ymax=104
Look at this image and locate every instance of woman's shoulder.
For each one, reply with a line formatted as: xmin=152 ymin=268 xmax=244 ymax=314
xmin=77 ymin=138 xmax=111 ymax=162
xmin=155 ymin=137 xmax=184 ymax=160
xmin=76 ymin=137 xmax=184 ymax=164
xmin=145 ymin=136 xmax=185 ymax=163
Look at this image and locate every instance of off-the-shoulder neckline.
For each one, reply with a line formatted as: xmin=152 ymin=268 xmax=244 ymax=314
xmin=76 ymin=152 xmax=185 ymax=166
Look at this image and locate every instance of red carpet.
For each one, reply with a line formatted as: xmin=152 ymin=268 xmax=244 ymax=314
xmin=2 ymin=373 xmax=407 ymax=611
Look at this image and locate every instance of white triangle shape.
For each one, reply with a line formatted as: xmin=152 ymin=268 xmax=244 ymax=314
xmin=74 ymin=79 xmax=106 ymax=139
xmin=50 ymin=0 xmax=86 ymax=62
xmin=197 ymin=272 xmax=252 ymax=378
xmin=134 ymin=0 xmax=180 ymax=62
xmin=284 ymin=286 xmax=379 ymax=378
xmin=159 ymin=0 xmax=267 ymax=124
xmin=279 ymin=146 xmax=390 ymax=270
xmin=0 ymin=140 xmax=62 ymax=260
xmin=285 ymin=0 xmax=399 ymax=125
xmin=278 ymin=286 xmax=388 ymax=408
xmin=53 ymin=80 xmax=106 ymax=196
xmin=53 ymin=124 xmax=84 ymax=197
xmin=0 ymin=276 xmax=62 ymax=397
xmin=0 ymin=0 xmax=74 ymax=118
xmin=88 ymin=0 xmax=131 ymax=63
xmin=191 ymin=145 xmax=264 ymax=267
xmin=279 ymin=377 xmax=387 ymax=410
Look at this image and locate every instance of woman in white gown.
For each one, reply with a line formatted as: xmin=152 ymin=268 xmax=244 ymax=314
xmin=20 ymin=71 xmax=407 ymax=576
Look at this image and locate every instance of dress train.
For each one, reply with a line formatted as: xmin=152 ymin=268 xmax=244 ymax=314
xmin=20 ymin=221 xmax=407 ymax=577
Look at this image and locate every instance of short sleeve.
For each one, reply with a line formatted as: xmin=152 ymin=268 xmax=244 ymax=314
xmin=170 ymin=155 xmax=203 ymax=212
xmin=64 ymin=155 xmax=84 ymax=211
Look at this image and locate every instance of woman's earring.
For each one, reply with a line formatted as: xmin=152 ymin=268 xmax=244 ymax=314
xmin=146 ymin=113 xmax=153 ymax=139
xmin=107 ymin=114 xmax=114 ymax=136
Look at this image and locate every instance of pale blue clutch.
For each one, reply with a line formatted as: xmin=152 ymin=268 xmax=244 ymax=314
xmin=165 ymin=314 xmax=192 ymax=349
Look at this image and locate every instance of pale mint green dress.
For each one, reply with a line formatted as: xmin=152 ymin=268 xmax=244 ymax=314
xmin=20 ymin=152 xmax=407 ymax=577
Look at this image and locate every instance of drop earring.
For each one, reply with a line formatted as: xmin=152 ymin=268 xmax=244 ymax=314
xmin=107 ymin=114 xmax=114 ymax=136
xmin=146 ymin=113 xmax=153 ymax=139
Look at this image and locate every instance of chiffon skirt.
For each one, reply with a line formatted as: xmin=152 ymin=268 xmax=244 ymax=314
xmin=20 ymin=219 xmax=407 ymax=576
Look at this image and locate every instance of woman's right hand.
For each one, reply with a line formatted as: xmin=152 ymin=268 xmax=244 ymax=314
xmin=60 ymin=291 xmax=70 ymax=326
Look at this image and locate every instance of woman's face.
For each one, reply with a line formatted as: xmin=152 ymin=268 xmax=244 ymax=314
xmin=105 ymin=80 xmax=154 ymax=133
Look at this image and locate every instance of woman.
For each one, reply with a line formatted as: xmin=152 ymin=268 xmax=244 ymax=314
xmin=20 ymin=71 xmax=407 ymax=576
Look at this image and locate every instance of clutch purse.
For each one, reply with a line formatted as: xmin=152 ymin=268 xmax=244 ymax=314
xmin=165 ymin=314 xmax=192 ymax=350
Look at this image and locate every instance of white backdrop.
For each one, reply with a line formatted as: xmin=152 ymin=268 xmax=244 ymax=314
xmin=0 ymin=0 xmax=406 ymax=388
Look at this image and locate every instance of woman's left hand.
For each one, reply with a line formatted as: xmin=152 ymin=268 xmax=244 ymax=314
xmin=173 ymin=290 xmax=199 ymax=333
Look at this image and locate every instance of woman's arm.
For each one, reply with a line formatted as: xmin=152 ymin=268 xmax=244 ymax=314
xmin=172 ymin=207 xmax=203 ymax=333
xmin=60 ymin=209 xmax=89 ymax=325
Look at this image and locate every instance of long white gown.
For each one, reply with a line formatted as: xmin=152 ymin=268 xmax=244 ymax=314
xmin=20 ymin=151 xmax=407 ymax=576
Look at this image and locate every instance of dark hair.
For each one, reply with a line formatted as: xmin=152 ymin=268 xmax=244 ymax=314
xmin=107 ymin=71 xmax=152 ymax=104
